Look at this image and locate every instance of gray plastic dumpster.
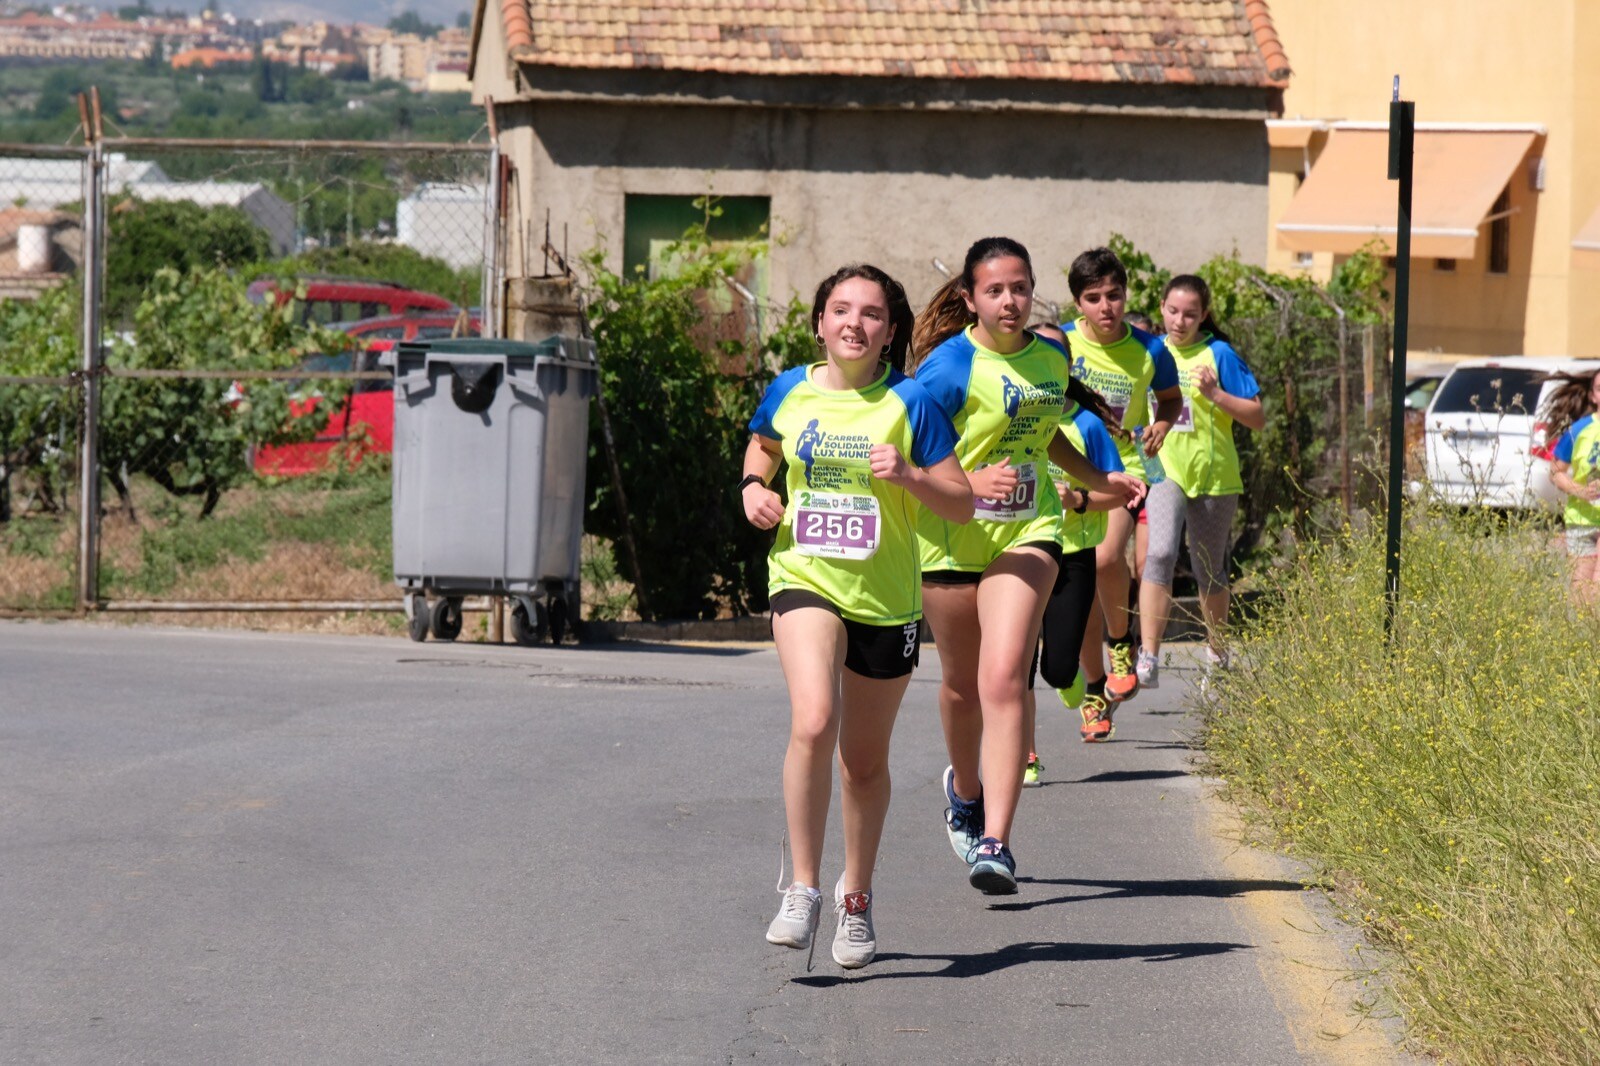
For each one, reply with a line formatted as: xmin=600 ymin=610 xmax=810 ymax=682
xmin=387 ymin=335 xmax=598 ymax=645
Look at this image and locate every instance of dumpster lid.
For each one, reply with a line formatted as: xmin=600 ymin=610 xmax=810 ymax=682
xmin=398 ymin=336 xmax=592 ymax=360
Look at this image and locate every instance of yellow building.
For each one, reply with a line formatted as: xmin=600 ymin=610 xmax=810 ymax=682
xmin=1265 ymin=1 xmax=1600 ymax=359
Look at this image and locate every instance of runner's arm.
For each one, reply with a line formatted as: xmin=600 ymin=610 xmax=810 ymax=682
xmin=869 ymin=446 xmax=974 ymax=523
xmin=1048 ymin=431 xmax=1146 ymax=506
xmin=741 ymin=434 xmax=787 ymax=529
xmin=1143 ymin=386 xmax=1183 ymax=453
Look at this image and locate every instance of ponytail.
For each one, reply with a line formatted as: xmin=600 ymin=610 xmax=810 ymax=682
xmin=910 ymin=278 xmax=972 ymax=368
xmin=1198 ymin=313 xmax=1232 ymax=346
xmin=1538 ymin=371 xmax=1600 ymax=443
xmin=1066 ymin=377 xmax=1131 ymax=443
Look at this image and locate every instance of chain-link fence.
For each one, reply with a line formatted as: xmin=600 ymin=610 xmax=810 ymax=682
xmin=1 ymin=145 xmax=88 ymax=612
xmin=0 ymin=136 xmax=498 ymax=613
xmin=1229 ymin=308 xmax=1392 ymax=563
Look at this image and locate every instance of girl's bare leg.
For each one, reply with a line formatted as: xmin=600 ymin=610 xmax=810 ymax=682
xmin=772 ymin=607 xmax=847 ymax=889
xmin=836 ymin=670 xmax=912 ymax=895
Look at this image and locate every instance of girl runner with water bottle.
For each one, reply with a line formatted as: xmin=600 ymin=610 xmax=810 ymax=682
xmin=744 ymin=264 xmax=973 ymax=969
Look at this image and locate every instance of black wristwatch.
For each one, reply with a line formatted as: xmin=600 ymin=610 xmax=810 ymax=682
xmin=1072 ymin=488 xmax=1089 ymax=514
xmin=737 ymin=474 xmax=767 ymax=493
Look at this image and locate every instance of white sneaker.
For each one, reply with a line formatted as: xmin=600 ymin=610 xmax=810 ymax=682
xmin=766 ymin=882 xmax=821 ymax=950
xmin=1198 ymin=646 xmax=1230 ymax=696
xmin=1135 ymin=647 xmax=1160 ymax=688
xmin=831 ymin=875 xmax=876 ymax=969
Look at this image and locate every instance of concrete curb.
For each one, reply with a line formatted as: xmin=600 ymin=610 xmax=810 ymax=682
xmin=580 ymin=591 xmax=1264 ymax=644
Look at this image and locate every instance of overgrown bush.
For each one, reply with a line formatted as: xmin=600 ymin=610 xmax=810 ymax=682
xmin=0 ymin=284 xmax=80 ymax=522
xmin=579 ymin=219 xmax=811 ymax=620
xmin=101 ymin=267 xmax=350 ymax=518
xmin=1201 ymin=508 xmax=1600 ymax=1064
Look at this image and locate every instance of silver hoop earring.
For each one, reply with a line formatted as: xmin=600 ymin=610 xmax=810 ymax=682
xmin=814 ymin=332 xmax=825 ymax=346
xmin=880 ymin=344 xmax=890 ymax=355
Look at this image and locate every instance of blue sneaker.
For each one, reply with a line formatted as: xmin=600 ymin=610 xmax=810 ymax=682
xmin=942 ymin=765 xmax=984 ymax=864
xmin=967 ymin=837 xmax=1018 ymax=894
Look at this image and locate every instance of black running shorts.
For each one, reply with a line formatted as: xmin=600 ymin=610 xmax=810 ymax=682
xmin=769 ymin=589 xmax=921 ymax=680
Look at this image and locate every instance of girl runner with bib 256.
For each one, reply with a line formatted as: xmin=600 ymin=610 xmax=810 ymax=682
xmin=911 ymin=238 xmax=1145 ymax=893
xmin=743 ymin=264 xmax=973 ymax=968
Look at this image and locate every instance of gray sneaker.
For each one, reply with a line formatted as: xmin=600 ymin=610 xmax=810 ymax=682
xmin=831 ymin=875 xmax=876 ymax=968
xmin=942 ymin=765 xmax=984 ymax=864
xmin=1135 ymin=647 xmax=1160 ymax=688
xmin=766 ymin=882 xmax=821 ymax=951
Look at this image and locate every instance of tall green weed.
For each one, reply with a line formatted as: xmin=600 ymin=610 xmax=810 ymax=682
xmin=1202 ymin=509 xmax=1600 ymax=1064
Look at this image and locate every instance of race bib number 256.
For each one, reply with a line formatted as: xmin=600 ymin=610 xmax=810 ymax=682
xmin=793 ymin=492 xmax=881 ymax=560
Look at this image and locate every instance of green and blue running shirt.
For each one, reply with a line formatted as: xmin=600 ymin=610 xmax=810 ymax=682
xmin=1061 ymin=318 xmax=1178 ymax=480
xmin=914 ymin=327 xmax=1072 ymax=572
xmin=1048 ymin=401 xmax=1124 ymax=554
xmin=1158 ymin=334 xmax=1260 ymax=498
xmin=1554 ymin=413 xmax=1600 ymax=528
xmin=749 ymin=362 xmax=958 ymax=625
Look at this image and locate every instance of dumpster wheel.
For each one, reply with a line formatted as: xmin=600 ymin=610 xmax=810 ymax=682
xmin=430 ymin=597 xmax=464 ymax=641
xmin=547 ymin=596 xmax=569 ymax=645
xmin=406 ymin=593 xmax=430 ymax=642
xmin=509 ymin=597 xmax=547 ymax=647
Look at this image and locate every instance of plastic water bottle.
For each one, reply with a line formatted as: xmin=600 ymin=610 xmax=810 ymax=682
xmin=1134 ymin=426 xmax=1166 ymax=486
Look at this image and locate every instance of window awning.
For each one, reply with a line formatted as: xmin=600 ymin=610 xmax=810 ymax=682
xmin=1276 ymin=126 xmax=1540 ymax=259
xmin=1575 ymin=205 xmax=1600 ymax=269
xmin=1266 ymin=120 xmax=1327 ymax=150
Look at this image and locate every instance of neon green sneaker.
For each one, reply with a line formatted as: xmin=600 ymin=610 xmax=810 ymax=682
xmin=1056 ymin=671 xmax=1087 ymax=711
xmin=1023 ymin=753 xmax=1043 ymax=788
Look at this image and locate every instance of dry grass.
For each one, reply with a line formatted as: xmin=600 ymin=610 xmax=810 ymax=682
xmin=1201 ymin=509 xmax=1600 ymax=1064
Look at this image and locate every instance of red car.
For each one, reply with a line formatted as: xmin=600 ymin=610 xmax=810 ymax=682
xmin=334 ymin=311 xmax=481 ymax=344
xmin=246 ymin=277 xmax=458 ymax=326
xmin=252 ymin=342 xmax=397 ymax=477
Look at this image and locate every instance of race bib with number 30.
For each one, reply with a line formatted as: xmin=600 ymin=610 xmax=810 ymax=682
xmin=974 ymin=461 xmax=1038 ymax=522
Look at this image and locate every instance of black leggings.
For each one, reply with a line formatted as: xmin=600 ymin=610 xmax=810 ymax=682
xmin=1028 ymin=547 xmax=1098 ymax=691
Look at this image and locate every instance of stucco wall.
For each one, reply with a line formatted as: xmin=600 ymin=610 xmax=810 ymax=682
xmin=1266 ymin=0 xmax=1592 ymax=357
xmin=495 ymin=99 xmax=1268 ymax=311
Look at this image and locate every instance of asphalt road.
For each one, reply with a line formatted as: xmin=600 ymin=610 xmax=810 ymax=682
xmin=0 ymin=621 xmax=1398 ymax=1064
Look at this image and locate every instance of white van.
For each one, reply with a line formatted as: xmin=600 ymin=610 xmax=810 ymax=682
xmin=1423 ymin=357 xmax=1600 ymax=508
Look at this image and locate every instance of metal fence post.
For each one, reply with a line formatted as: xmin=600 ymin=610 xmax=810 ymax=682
xmin=76 ymin=137 xmax=104 ymax=612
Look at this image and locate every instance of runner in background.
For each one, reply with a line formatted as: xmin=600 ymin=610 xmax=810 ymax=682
xmin=744 ymin=264 xmax=973 ymax=968
xmin=911 ymin=238 xmax=1144 ymax=891
xmin=1060 ymin=248 xmax=1182 ymax=738
xmin=1137 ymin=274 xmax=1264 ymax=681
xmin=1545 ymin=369 xmax=1600 ymax=603
xmin=1020 ymin=319 xmax=1129 ymax=775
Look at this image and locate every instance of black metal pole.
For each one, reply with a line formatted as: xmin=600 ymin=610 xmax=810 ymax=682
xmin=1384 ymin=84 xmax=1415 ymax=641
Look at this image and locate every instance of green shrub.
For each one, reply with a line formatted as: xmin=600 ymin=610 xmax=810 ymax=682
xmin=579 ymin=217 xmax=811 ymax=620
xmin=1202 ymin=509 xmax=1600 ymax=1064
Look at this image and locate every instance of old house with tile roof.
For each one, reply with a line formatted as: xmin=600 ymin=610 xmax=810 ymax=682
xmin=468 ymin=0 xmax=1289 ymax=315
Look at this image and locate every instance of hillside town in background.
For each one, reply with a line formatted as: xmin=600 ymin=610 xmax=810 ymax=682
xmin=0 ymin=2 xmax=471 ymax=93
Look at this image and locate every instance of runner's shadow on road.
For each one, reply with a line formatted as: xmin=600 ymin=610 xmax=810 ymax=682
xmin=1070 ymin=769 xmax=1189 ymax=783
xmin=986 ymin=876 xmax=1305 ymax=913
xmin=792 ymin=939 xmax=1250 ymax=986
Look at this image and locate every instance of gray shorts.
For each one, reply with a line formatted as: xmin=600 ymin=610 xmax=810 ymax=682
xmin=1565 ymin=525 xmax=1600 ymax=558
xmin=1142 ymin=479 xmax=1239 ymax=594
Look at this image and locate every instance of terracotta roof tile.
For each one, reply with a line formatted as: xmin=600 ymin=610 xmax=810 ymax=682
xmin=504 ymin=0 xmax=1288 ymax=87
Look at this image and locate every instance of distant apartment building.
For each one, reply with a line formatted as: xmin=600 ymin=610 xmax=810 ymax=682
xmin=171 ymin=46 xmax=253 ymax=69
xmin=366 ymin=31 xmax=428 ymax=85
xmin=1 ymin=10 xmax=247 ymax=63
